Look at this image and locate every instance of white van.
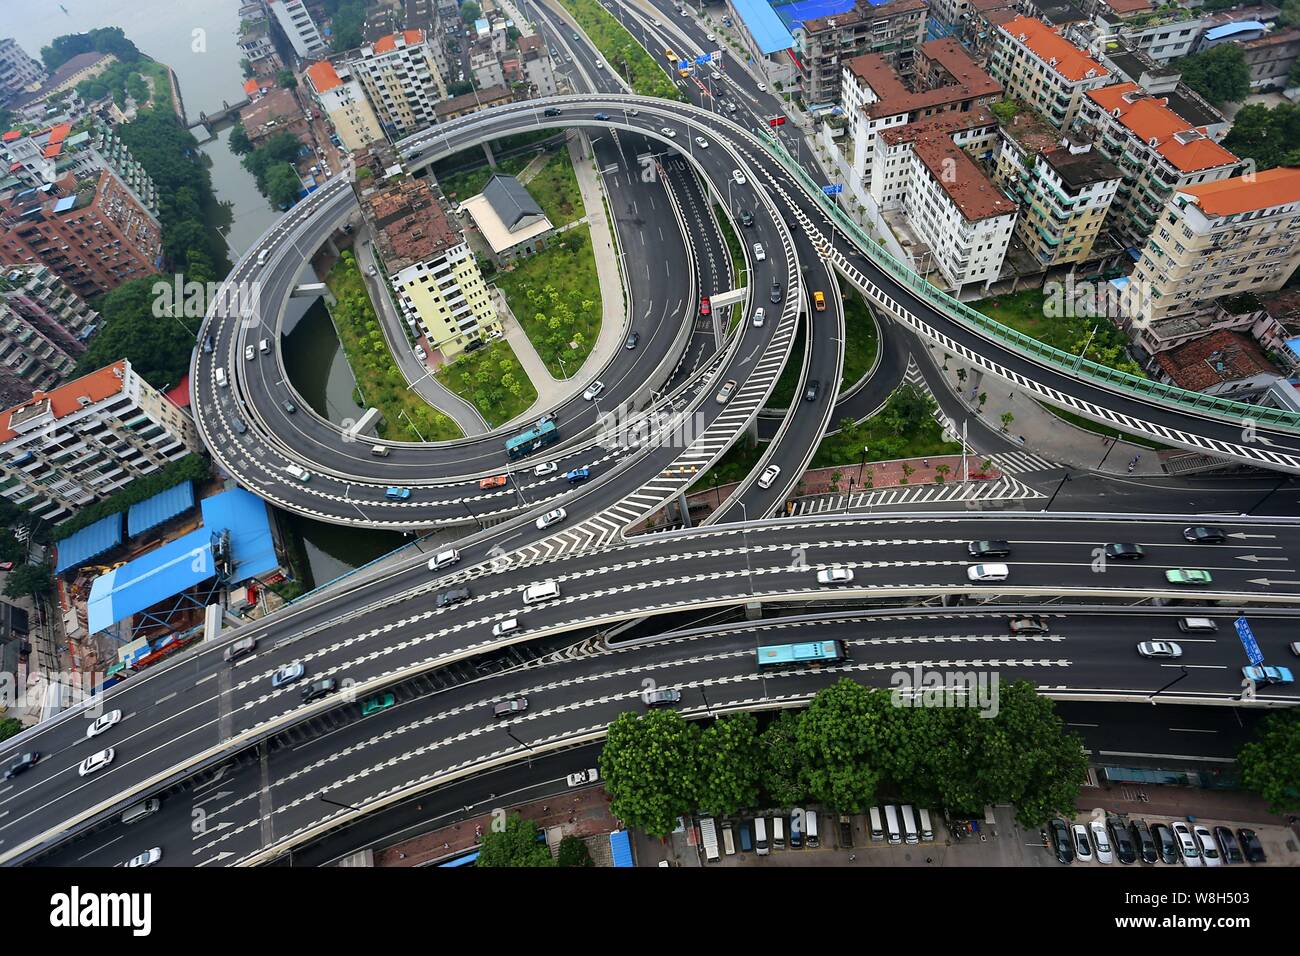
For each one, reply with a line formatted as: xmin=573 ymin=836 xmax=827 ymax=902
xmin=214 ymin=367 xmax=228 ymax=388
xmin=772 ymin=815 xmax=785 ymax=849
xmin=869 ymin=807 xmax=885 ymax=841
xmin=121 ymin=798 xmax=161 ymax=824
xmin=259 ymin=338 xmax=270 ymax=353
xmin=1178 ymin=617 xmax=1218 ymax=633
xmin=752 ymin=242 xmax=766 ymax=262
xmin=523 ymin=580 xmax=560 ymax=604
xmin=370 ymin=444 xmax=390 ymax=457
xmin=918 ymin=808 xmax=934 ymax=842
xmin=722 ymin=821 xmax=736 ymax=856
xmin=806 ymin=809 xmax=820 ymax=848
xmin=285 ymin=463 xmax=311 ymax=482
xmin=492 ymin=617 xmax=519 ymax=637
xmin=754 ymin=816 xmax=769 ymax=856
xmin=901 ymin=805 xmax=920 ymax=844
xmin=427 ymin=548 xmax=460 ymax=571
xmin=884 ymin=805 xmax=902 ymax=845
xmin=257 ymin=249 xmax=269 ymax=266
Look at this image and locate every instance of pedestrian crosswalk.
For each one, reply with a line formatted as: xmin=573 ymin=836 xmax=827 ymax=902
xmin=989 ymin=451 xmax=1058 ymax=475
xmin=788 ymin=475 xmax=1044 ymax=514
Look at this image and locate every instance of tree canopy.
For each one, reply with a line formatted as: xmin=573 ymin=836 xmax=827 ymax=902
xmin=1239 ymin=710 xmax=1300 ymax=815
xmin=1179 ymin=44 xmax=1251 ymax=106
xmin=475 ymin=814 xmax=554 ymax=866
xmin=1222 ymin=103 xmax=1300 ymax=170
xmin=42 ymin=27 xmax=141 ymax=71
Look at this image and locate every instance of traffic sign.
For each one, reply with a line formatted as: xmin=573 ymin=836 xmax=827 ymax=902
xmin=767 ymin=115 xmax=786 ymax=127
xmin=1235 ymin=615 xmax=1265 ymax=666
xmin=823 ymin=183 xmax=843 ymax=195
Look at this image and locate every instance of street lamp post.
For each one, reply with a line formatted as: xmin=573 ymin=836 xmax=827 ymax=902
xmin=1148 ymin=666 xmax=1189 ymax=703
xmin=462 ymin=499 xmax=484 ymax=530
xmin=737 ymin=501 xmax=755 ymax=596
xmin=1044 ymin=472 xmax=1071 ymax=512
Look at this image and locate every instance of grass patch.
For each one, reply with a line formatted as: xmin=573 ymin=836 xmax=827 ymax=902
xmin=494 ymin=226 xmax=602 ymax=378
xmin=433 ymin=151 xmax=534 ymax=204
xmin=813 ymin=385 xmax=960 ymax=470
xmin=1036 ymin=401 xmax=1170 ymax=450
xmin=840 ymin=282 xmax=879 ymax=391
xmin=697 ymin=433 xmax=766 ymax=492
xmin=435 ymin=338 xmax=538 ymax=429
xmin=528 ymin=149 xmax=584 ymax=226
xmin=714 ymin=203 xmax=748 ymax=332
xmin=969 ymin=289 xmax=1143 ymax=377
xmin=324 ymin=253 xmax=462 ymax=442
xmin=556 ymin=0 xmax=687 ymax=101
xmin=768 ymin=323 xmax=805 ymax=408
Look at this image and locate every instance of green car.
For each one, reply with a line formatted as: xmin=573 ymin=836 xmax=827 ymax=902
xmin=1166 ymin=569 xmax=1213 ymax=585
xmin=361 ymin=692 xmax=396 ymax=716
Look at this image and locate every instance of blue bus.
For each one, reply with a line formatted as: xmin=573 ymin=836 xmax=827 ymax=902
xmin=505 ymin=419 xmax=559 ymax=459
xmin=755 ymin=640 xmax=847 ymax=670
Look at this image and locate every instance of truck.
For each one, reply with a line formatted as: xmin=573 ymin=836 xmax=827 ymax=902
xmin=699 ymin=816 xmax=720 ymax=863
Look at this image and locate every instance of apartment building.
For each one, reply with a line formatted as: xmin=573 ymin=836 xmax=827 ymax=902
xmin=0 ymin=264 xmax=98 ymax=405
xmin=843 ymin=38 xmax=1002 ymax=186
xmin=304 ymin=60 xmax=384 ymax=152
xmin=434 ymin=84 xmax=513 ymax=122
xmin=360 ymin=178 xmax=500 ymax=359
xmin=0 ymin=124 xmax=161 ymax=218
xmin=470 ymin=40 xmax=506 ymax=90
xmin=0 ymin=359 xmax=202 ymax=524
xmin=794 ymin=0 xmax=929 ymax=107
xmin=1077 ymin=82 xmax=1239 ymax=250
xmin=874 ymin=108 xmax=1015 ymax=291
xmin=0 ymin=169 xmax=163 ymax=299
xmin=960 ymin=0 xmax=1018 ymax=60
xmin=0 ymin=38 xmax=46 ymax=105
xmin=1072 ymin=4 xmax=1210 ymax=64
xmin=1239 ymin=28 xmax=1300 ymax=89
xmin=349 ymin=30 xmax=446 ymax=137
xmin=1123 ymin=167 xmax=1300 ymax=335
xmin=517 ymin=35 xmax=558 ymax=98
xmin=237 ymin=8 xmax=282 ymax=75
xmin=239 ymin=86 xmax=311 ymax=147
xmin=269 ymin=0 xmax=329 ymax=61
xmin=1094 ymin=42 xmax=1228 ymax=140
xmin=993 ymin=106 xmax=1121 ymax=267
xmin=989 ymin=16 xmax=1110 ymax=131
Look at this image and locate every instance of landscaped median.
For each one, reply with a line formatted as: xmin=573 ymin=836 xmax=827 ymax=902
xmin=555 ymin=0 xmax=686 ymax=101
xmin=435 ymin=338 xmax=539 ymax=429
xmin=324 ymin=252 xmax=463 ymax=442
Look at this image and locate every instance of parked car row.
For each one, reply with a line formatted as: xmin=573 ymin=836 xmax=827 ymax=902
xmin=1050 ymin=815 xmax=1267 ymax=866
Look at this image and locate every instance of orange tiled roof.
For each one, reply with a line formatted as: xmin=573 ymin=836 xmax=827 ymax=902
xmin=1000 ymin=15 xmax=1107 ymax=83
xmin=372 ymin=29 xmax=423 ymax=54
xmin=1088 ymin=83 xmax=1236 ymax=173
xmin=1 ymin=130 xmax=21 ymax=142
xmin=42 ymin=143 xmax=62 ymax=159
xmin=0 ymin=360 xmax=128 ymax=444
xmin=1180 ymin=167 xmax=1300 ymax=217
xmin=47 ymin=123 xmax=71 ymax=145
xmin=304 ymin=60 xmax=342 ymax=94
xmin=244 ymin=77 xmax=261 ymax=97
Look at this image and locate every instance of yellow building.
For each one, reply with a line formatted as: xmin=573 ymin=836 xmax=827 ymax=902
xmin=303 ymin=60 xmax=383 ymax=152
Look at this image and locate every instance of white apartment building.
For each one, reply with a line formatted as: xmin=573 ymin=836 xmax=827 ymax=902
xmin=269 ymin=0 xmax=328 ymax=61
xmin=349 ymin=30 xmax=446 ymax=137
xmin=989 ymin=16 xmax=1111 ymax=131
xmin=470 ymin=43 xmax=505 ymax=90
xmin=1123 ymin=167 xmax=1300 ymax=333
xmin=0 ymin=359 xmax=202 ymax=524
xmin=304 ymin=60 xmax=384 ymax=152
xmin=0 ymin=264 xmax=98 ymax=406
xmin=361 ymin=179 xmax=500 ymax=359
xmin=0 ymin=38 xmax=46 ymax=104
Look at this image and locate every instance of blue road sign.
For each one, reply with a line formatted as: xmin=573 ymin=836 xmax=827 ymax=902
xmin=695 ymin=54 xmax=710 ymax=65
xmin=1235 ymin=615 xmax=1265 ymax=666
xmin=677 ymin=60 xmax=691 ymax=72
xmin=822 ymin=183 xmax=843 ymax=195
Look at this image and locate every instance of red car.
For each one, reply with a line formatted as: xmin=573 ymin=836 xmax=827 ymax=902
xmin=0 ymin=561 xmax=12 ymax=571
xmin=699 ymin=296 xmax=711 ymax=316
xmin=479 ymin=474 xmax=507 ymax=489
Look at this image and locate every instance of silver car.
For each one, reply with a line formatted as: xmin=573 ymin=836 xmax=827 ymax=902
xmin=1137 ymin=641 xmax=1182 ymax=658
xmin=78 ymin=748 xmax=115 ymax=777
xmin=536 ymin=507 xmax=567 ymax=530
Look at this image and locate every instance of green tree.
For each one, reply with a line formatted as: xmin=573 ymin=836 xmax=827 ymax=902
xmin=1180 ymin=44 xmax=1251 ymax=106
xmin=1000 ymin=411 xmax=1014 ymax=432
xmin=476 ymin=814 xmax=553 ymax=867
xmin=228 ymin=122 xmax=253 ymax=155
xmin=330 ymin=1 xmax=367 ymax=52
xmin=75 ymin=278 xmax=198 ymax=390
xmin=3 ymin=564 xmax=52 ymax=604
xmin=461 ymin=1 xmax=483 ymax=22
xmin=1222 ymin=103 xmax=1300 ymax=170
xmin=1239 ymin=710 xmax=1300 ymax=814
xmin=759 ymin=711 xmax=806 ymax=805
xmin=555 ymin=835 xmax=593 ymax=867
xmin=448 ymin=79 xmax=475 ymax=97
xmin=266 ymin=163 xmax=303 ymax=208
xmin=0 ymin=717 xmax=23 ymax=743
xmin=276 ymin=69 xmax=298 ymax=90
xmin=796 ymin=679 xmax=882 ymax=811
xmin=601 ymin=710 xmax=700 ymax=837
xmin=695 ymin=713 xmax=762 ymax=817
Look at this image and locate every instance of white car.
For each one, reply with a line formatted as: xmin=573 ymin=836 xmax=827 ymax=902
xmin=1171 ymin=822 xmax=1201 ymax=866
xmin=756 ymin=463 xmax=780 ymax=488
xmin=967 ymin=563 xmax=1008 ymax=582
xmin=694 ymin=136 xmax=709 ymax=148
xmin=757 ymin=82 xmax=768 ymax=92
xmin=583 ymin=381 xmax=605 ymax=401
xmin=285 ymin=463 xmax=311 ymax=482
xmin=711 ymin=71 xmax=722 ymax=81
xmin=1137 ymin=641 xmax=1182 ymax=658
xmin=707 ymin=33 xmax=716 ymax=41
xmin=125 ymin=847 xmax=162 ymax=868
xmin=1089 ymin=821 xmax=1113 ymax=864
xmin=533 ymin=461 xmax=558 ymax=476
xmin=732 ymin=169 xmax=746 ymax=185
xmin=536 ymin=507 xmax=567 ymax=530
xmin=244 ymin=344 xmax=255 ymax=361
xmin=1071 ymin=824 xmax=1093 ymax=862
xmin=816 ymin=567 xmax=853 ymax=585
xmin=79 ymin=748 xmax=115 ymax=778
xmin=660 ymin=127 xmax=677 ymax=138
xmin=652 ymin=18 xmax=662 ymax=26
xmin=1194 ymin=825 xmax=1222 ymax=866
xmin=595 ymin=60 xmax=605 ymax=69
xmin=752 ymin=307 xmax=765 ymax=327
xmin=86 ymin=709 xmax=122 ymax=739
xmin=567 ymin=768 xmax=600 ymax=787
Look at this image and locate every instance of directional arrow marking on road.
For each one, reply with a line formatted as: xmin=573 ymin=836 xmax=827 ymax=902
xmin=193 ymin=790 xmax=234 ymax=808
xmin=1228 ymin=532 xmax=1276 ymax=539
xmin=1247 ymin=578 xmax=1300 ymax=586
xmin=1235 ymin=554 xmax=1289 ymax=563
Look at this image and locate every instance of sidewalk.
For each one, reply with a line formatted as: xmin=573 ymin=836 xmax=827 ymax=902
xmin=353 ymin=228 xmax=489 ymax=437
xmin=926 ymin=343 xmax=1164 ymax=477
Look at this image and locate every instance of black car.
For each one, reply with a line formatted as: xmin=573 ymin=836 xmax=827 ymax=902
xmin=1183 ymin=526 xmax=1226 ymax=543
xmin=1109 ymin=819 xmax=1137 ymax=864
xmin=202 ymin=335 xmax=215 ymax=353
xmin=282 ymin=400 xmax=297 ymax=414
xmin=593 ymin=112 xmax=610 ymax=121
xmin=1237 ymin=828 xmax=1266 ymax=863
xmin=770 ymin=281 xmax=782 ymax=303
xmin=1130 ymin=819 xmax=1158 ymax=864
xmin=739 ymin=209 xmax=754 ymax=227
xmin=543 ymin=107 xmax=562 ymax=117
xmin=1214 ymin=826 xmax=1243 ymax=864
xmin=1008 ymin=615 xmax=1050 ymax=635
xmin=624 ymin=331 xmax=640 ymax=350
xmin=804 ymin=380 xmax=820 ymax=402
xmin=968 ymin=540 xmax=1011 ymax=558
xmin=1049 ymin=819 xmax=1073 ymax=864
xmin=1104 ymin=543 xmax=1145 ymax=560
xmin=436 ymin=587 xmax=471 ymax=608
xmin=301 ymin=678 xmax=338 ymax=703
xmin=4 ymin=751 xmax=40 ymax=780
xmin=1150 ymin=822 xmax=1179 ymax=864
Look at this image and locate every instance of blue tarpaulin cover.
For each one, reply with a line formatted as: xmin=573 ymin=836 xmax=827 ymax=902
xmin=55 ymin=514 xmax=123 ymax=574
xmin=126 ymin=481 xmax=195 ymax=537
xmin=609 ymin=830 xmax=635 ymax=867
xmin=732 ymin=0 xmax=798 ymax=54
